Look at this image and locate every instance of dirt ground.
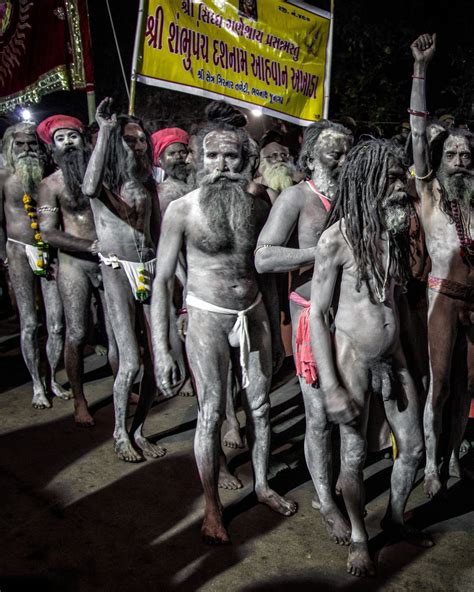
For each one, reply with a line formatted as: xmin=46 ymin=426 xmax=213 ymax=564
xmin=0 ymin=315 xmax=473 ymax=592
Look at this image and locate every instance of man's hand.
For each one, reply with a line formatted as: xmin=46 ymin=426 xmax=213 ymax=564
xmin=176 ymin=311 xmax=188 ymax=343
xmin=0 ymin=256 xmax=8 ymax=270
xmin=411 ymin=33 xmax=436 ymax=65
xmin=155 ymin=352 xmax=183 ymax=398
xmin=95 ymin=97 xmax=117 ymax=130
xmin=88 ymin=239 xmax=101 ymax=255
xmin=325 ymin=385 xmax=360 ymax=426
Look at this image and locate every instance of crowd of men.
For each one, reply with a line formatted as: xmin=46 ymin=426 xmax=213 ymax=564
xmin=0 ymin=34 xmax=472 ymax=577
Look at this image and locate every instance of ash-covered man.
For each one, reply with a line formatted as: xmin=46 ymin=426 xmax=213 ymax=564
xmin=409 ymin=34 xmax=474 ymax=498
xmin=152 ymin=122 xmax=297 ymax=544
xmin=152 ymin=127 xmax=196 ymax=398
xmin=311 ymin=139 xmax=433 ymax=578
xmin=82 ymin=98 xmax=174 ymax=462
xmin=152 ymin=127 xmax=194 ymax=213
xmin=37 ymin=115 xmax=118 ymax=427
xmin=255 ymin=130 xmax=299 ymax=203
xmin=0 ymin=122 xmax=68 ymax=408
xmin=255 ymin=120 xmax=353 ymax=544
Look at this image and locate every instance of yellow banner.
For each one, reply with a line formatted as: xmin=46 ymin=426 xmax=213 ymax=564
xmin=137 ymin=0 xmax=332 ymax=126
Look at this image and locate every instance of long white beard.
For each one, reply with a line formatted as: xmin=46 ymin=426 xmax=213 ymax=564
xmin=14 ymin=156 xmax=44 ymax=194
xmin=262 ymin=163 xmax=296 ymax=192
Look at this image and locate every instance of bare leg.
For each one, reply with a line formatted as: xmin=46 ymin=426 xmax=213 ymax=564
xmin=102 ymin=265 xmax=143 ymax=462
xmin=6 ymin=242 xmax=49 ymax=408
xmin=40 ymin=274 xmax=70 ymax=400
xmin=131 ymin=304 xmax=166 ymax=459
xmin=58 ymin=256 xmax=95 ymax=426
xmin=336 ymin=342 xmax=374 ymax=578
xmin=290 ymin=299 xmax=349 ymax=543
xmin=186 ymin=307 xmax=230 ymax=544
xmin=382 ymin=350 xmax=433 ymax=547
xmin=241 ymin=303 xmax=297 ymax=517
xmin=448 ymin=326 xmax=471 ymax=479
xmin=424 ymin=291 xmax=458 ymax=497
xmin=223 ymin=367 xmax=243 ymax=448
xmin=97 ymin=287 xmax=119 ymax=378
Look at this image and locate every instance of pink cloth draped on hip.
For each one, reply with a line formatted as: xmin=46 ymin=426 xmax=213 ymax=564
xmin=289 ymin=291 xmax=318 ymax=386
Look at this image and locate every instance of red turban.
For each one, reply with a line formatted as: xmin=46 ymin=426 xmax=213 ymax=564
xmin=151 ymin=127 xmax=189 ymax=165
xmin=37 ymin=115 xmax=85 ymax=145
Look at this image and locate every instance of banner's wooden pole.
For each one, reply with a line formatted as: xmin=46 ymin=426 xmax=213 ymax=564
xmin=129 ymin=0 xmax=146 ymax=116
xmin=87 ymin=90 xmax=96 ymax=123
xmin=323 ymin=0 xmax=335 ymax=119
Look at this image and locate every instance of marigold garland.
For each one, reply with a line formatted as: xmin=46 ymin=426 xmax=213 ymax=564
xmin=135 ymin=266 xmax=150 ymax=302
xmin=23 ymin=193 xmax=49 ymax=276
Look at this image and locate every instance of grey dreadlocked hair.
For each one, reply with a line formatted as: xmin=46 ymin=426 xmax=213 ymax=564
xmin=325 ymin=139 xmax=411 ymax=304
xmin=298 ymin=120 xmax=352 ymax=178
xmin=104 ymin=114 xmax=154 ymax=193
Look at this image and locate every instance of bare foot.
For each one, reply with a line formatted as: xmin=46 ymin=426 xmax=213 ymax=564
xmin=424 ymin=472 xmax=442 ymax=498
xmin=201 ymin=509 xmax=230 ymax=545
xmin=321 ymin=506 xmax=351 ymax=545
xmin=51 ymin=381 xmax=73 ymax=400
xmin=218 ymin=462 xmax=243 ymax=490
xmin=114 ymin=437 xmax=144 ymax=463
xmin=449 ymin=455 xmax=462 ymax=479
xmin=223 ymin=425 xmax=244 ymax=449
xmin=94 ymin=344 xmax=107 ymax=356
xmin=381 ymin=520 xmax=434 ymax=548
xmin=74 ymin=400 xmax=95 ymax=427
xmin=311 ymin=493 xmax=321 ymax=510
xmin=257 ymin=488 xmax=297 ymax=516
xmin=459 ymin=439 xmax=471 ymax=455
xmin=267 ymin=458 xmax=290 ymax=479
xmin=129 ymin=392 xmax=140 ymax=406
xmin=179 ymin=377 xmax=195 ymax=397
xmin=449 ymin=457 xmax=474 ymax=481
xmin=347 ymin=541 xmax=376 ymax=578
xmin=32 ymin=387 xmax=51 ymax=409
xmin=135 ymin=435 xmax=167 ymax=459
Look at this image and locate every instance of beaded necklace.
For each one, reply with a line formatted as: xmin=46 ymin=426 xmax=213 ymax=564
xmin=22 ymin=194 xmax=49 ymax=276
xmin=450 ymin=200 xmax=474 ymax=267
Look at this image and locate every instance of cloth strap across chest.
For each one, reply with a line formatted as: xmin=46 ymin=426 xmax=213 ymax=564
xmin=306 ymin=180 xmax=332 ymax=212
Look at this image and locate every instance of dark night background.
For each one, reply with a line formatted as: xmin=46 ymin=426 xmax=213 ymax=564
xmin=3 ymin=0 xmax=474 ymax=137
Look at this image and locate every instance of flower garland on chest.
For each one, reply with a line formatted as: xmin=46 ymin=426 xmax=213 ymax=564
xmin=22 ymin=193 xmax=49 ymax=276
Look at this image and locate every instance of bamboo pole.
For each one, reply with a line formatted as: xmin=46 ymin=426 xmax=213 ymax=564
xmin=323 ymin=0 xmax=335 ymax=119
xmin=129 ymin=0 xmax=146 ymax=116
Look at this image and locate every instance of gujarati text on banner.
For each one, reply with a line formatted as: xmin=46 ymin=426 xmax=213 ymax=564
xmin=137 ymin=0 xmax=331 ymax=126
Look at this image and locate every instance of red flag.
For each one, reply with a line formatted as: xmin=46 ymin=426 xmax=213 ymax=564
xmin=0 ymin=0 xmax=94 ymax=115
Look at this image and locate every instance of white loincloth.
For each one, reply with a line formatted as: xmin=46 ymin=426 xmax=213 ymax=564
xmin=186 ymin=292 xmax=263 ymax=389
xmin=7 ymin=238 xmax=45 ymax=273
xmin=98 ymin=253 xmax=156 ymax=301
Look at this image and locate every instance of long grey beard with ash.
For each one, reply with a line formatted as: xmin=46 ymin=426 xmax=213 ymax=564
xmin=162 ymin=160 xmax=191 ymax=182
xmin=14 ymin=155 xmax=44 ymax=195
xmin=437 ymin=168 xmax=474 ymax=208
xmin=261 ymin=162 xmax=296 ymax=192
xmin=197 ymin=170 xmax=255 ymax=254
xmin=160 ymin=177 xmax=195 ymax=203
xmin=54 ymin=147 xmax=90 ymax=211
xmin=379 ymin=191 xmax=410 ymax=235
xmin=124 ymin=148 xmax=152 ymax=184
